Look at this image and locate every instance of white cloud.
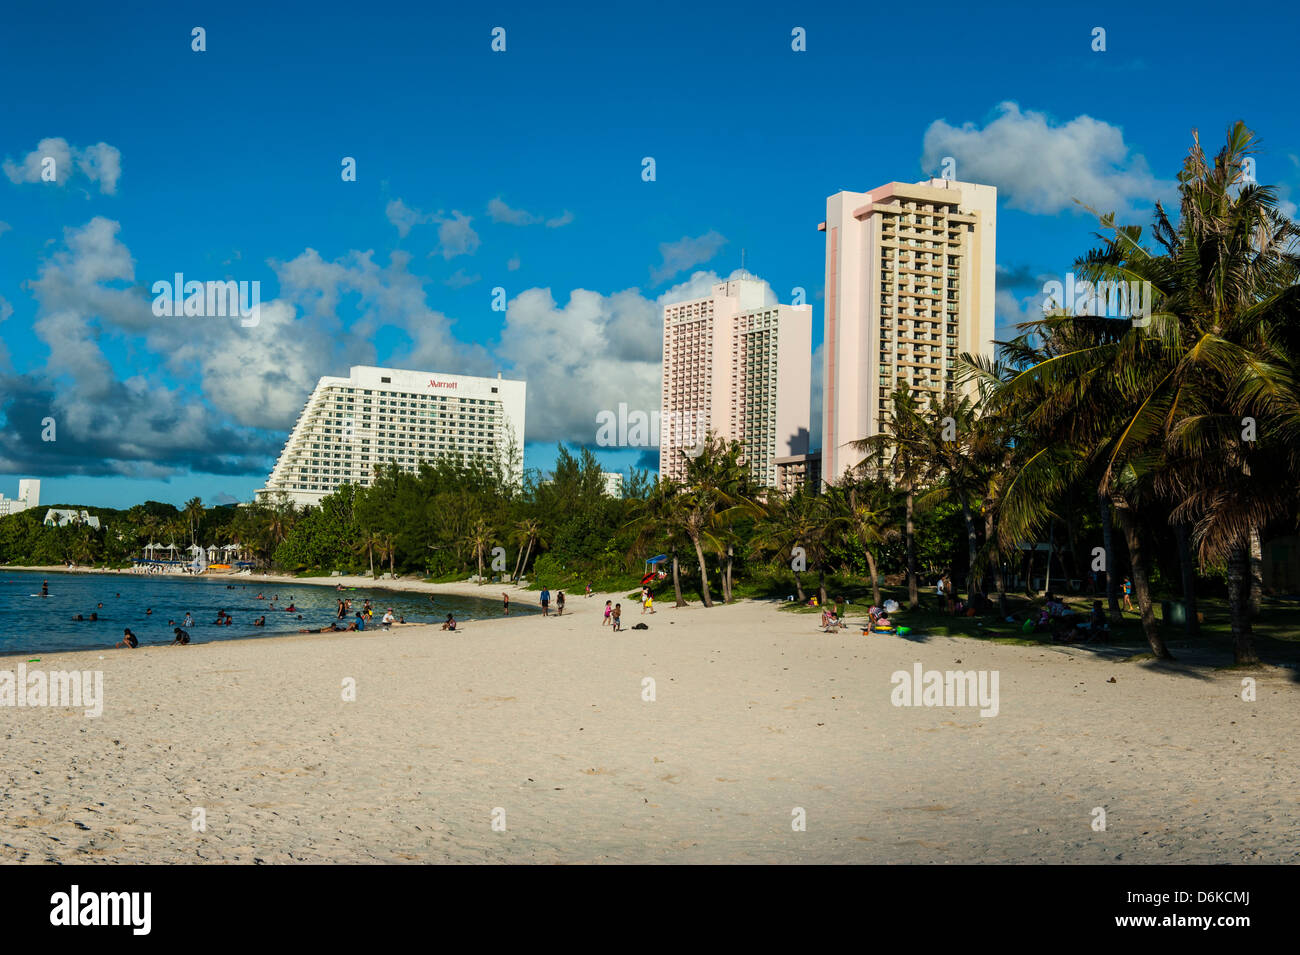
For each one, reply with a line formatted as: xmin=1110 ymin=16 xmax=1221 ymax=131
xmin=495 ymin=268 xmax=767 ymax=444
xmin=434 ymin=211 xmax=480 ymax=259
xmin=650 ymin=230 xmax=728 ymax=284
xmin=921 ymin=102 xmax=1172 ymax=217
xmin=487 ymin=197 xmax=538 ymax=225
xmin=385 ymin=198 xmax=432 ymax=238
xmin=444 ymin=268 xmax=481 ymax=288
xmin=3 ymin=137 xmax=122 ymax=194
xmin=488 ymin=198 xmax=574 ymax=229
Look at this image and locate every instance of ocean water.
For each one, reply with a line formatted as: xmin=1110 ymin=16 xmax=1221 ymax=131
xmin=0 ymin=570 xmax=535 ymax=655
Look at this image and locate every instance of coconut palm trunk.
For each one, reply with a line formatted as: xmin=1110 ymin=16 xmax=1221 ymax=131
xmin=1226 ymin=535 xmax=1259 ymax=665
xmin=519 ymin=539 xmax=534 ymax=581
xmin=865 ymin=549 xmax=881 ymax=607
xmin=1112 ymin=498 xmax=1171 ymax=660
xmin=672 ymin=554 xmax=685 ymax=607
xmin=691 ymin=534 xmax=713 ymax=607
xmin=1174 ymin=522 xmax=1201 ymax=636
xmin=1248 ymin=526 xmax=1263 ymax=619
xmin=1098 ymin=492 xmax=1121 ymax=624
xmin=960 ymin=495 xmax=979 ymax=606
xmin=905 ymin=489 xmax=918 ymax=610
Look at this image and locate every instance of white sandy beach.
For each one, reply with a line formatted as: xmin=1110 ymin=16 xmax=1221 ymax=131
xmin=2 ymin=586 xmax=1298 ymax=864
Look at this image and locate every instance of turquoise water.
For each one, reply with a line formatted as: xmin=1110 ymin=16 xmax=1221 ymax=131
xmin=0 ymin=570 xmax=533 ymax=655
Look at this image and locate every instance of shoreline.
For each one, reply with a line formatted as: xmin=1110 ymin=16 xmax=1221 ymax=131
xmin=0 ymin=564 xmax=631 ymax=605
xmin=1 ymin=564 xmax=629 ymax=660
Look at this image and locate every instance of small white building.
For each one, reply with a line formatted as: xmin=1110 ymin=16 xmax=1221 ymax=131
xmin=0 ymin=479 xmax=41 ymax=517
xmin=44 ymin=508 xmax=101 ymax=530
xmin=601 ymin=472 xmax=624 ymax=498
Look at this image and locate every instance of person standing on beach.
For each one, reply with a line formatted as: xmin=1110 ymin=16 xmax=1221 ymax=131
xmin=1122 ymin=577 xmax=1133 ymax=611
xmin=585 ymin=582 xmax=592 ymax=598
xmin=602 ymin=600 xmax=612 ymax=626
xmin=556 ymin=591 xmax=565 ymax=616
xmin=502 ymin=592 xmax=510 ymax=615
xmin=611 ymin=603 xmax=622 ymax=632
xmin=540 ymin=587 xmax=551 ymax=616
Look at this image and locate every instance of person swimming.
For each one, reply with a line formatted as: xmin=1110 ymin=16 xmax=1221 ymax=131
xmin=253 ymin=615 xmax=266 ymax=626
xmin=145 ymin=608 xmax=153 ymax=615
xmin=116 ymin=628 xmax=138 ymax=649
xmin=183 ymin=613 xmax=193 ymax=627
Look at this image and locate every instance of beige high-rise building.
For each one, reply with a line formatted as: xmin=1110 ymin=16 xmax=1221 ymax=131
xmin=818 ymin=178 xmax=996 ymax=485
xmin=659 ymin=275 xmax=812 ymax=489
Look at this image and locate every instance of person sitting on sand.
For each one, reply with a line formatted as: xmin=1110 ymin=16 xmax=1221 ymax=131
xmin=172 ymin=627 xmax=190 ymax=645
xmin=398 ymin=616 xmax=406 ymax=624
xmin=353 ymin=612 xmax=365 ymax=632
xmin=116 ymin=628 xmax=138 ymax=649
xmin=382 ymin=609 xmax=394 ymax=630
xmin=441 ymin=613 xmax=457 ymax=631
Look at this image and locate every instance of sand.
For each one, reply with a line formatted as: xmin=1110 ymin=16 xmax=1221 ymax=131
xmin=2 ymin=590 xmax=1297 ymax=864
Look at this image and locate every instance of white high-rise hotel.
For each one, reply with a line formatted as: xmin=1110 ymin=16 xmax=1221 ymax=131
xmin=819 ymin=178 xmax=997 ymax=485
xmin=660 ymin=276 xmax=812 ymax=488
xmin=258 ymin=366 xmax=526 ymax=507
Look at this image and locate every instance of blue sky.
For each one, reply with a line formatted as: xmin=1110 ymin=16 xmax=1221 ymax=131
xmin=2 ymin=0 xmax=1297 ymax=508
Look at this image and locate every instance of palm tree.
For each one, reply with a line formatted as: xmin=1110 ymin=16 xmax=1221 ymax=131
xmin=356 ymin=530 xmax=383 ymax=578
xmin=850 ymin=387 xmax=932 ymax=609
xmin=183 ymin=496 xmax=204 ymax=547
xmin=512 ymin=518 xmax=546 ymax=583
xmin=1075 ymin=123 xmax=1300 ymax=663
xmin=463 ymin=519 xmax=492 ymax=583
xmin=627 ymin=479 xmax=691 ymax=607
xmin=847 ymin=480 xmax=895 ymax=607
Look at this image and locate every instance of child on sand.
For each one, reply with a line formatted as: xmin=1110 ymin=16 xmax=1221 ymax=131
xmin=611 ymin=603 xmax=622 ymax=632
xmin=116 ymin=628 xmax=138 ymax=649
xmin=603 ymin=600 xmax=612 ymax=626
xmin=171 ymin=628 xmax=190 ymax=645
xmin=441 ymin=614 xmax=457 ymax=631
xmin=502 ymin=593 xmax=510 ymax=615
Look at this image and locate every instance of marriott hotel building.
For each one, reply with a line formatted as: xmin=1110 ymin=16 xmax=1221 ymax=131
xmin=257 ymin=366 xmax=526 ymax=507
